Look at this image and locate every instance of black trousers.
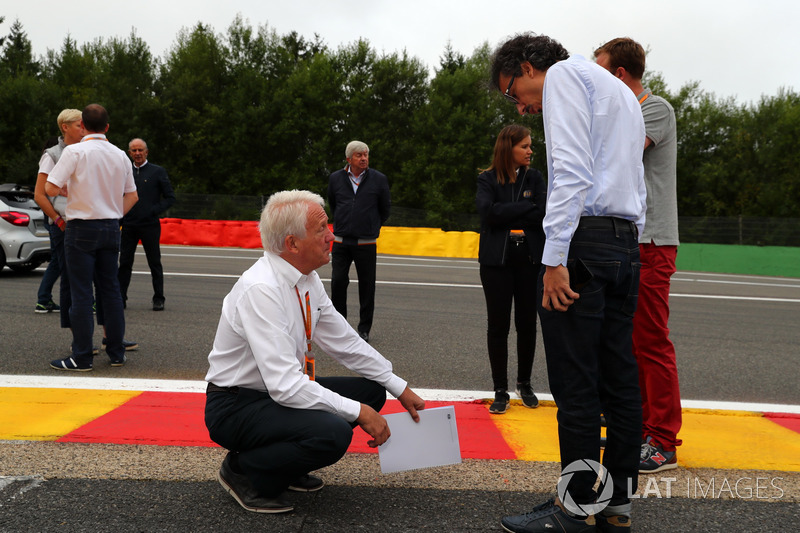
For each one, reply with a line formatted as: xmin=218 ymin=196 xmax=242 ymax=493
xmin=330 ymin=242 xmax=377 ymax=334
xmin=118 ymin=222 xmax=165 ymax=304
xmin=479 ymin=241 xmax=539 ymax=391
xmin=204 ymin=377 xmax=386 ymax=498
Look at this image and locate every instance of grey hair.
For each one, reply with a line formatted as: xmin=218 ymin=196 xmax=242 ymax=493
xmin=345 ymin=140 xmax=369 ymax=159
xmin=259 ymin=190 xmax=325 ymax=253
xmin=129 ymin=138 xmax=148 ymax=150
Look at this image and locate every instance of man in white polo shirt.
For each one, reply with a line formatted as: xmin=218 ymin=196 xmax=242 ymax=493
xmin=46 ymin=104 xmax=138 ymax=371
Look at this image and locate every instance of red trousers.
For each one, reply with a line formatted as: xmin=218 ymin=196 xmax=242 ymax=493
xmin=632 ymin=242 xmax=682 ymax=451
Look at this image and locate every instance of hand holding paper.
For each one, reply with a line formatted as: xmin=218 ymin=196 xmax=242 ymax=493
xmin=378 ymin=405 xmax=462 ymax=474
xmin=397 ymin=386 xmax=426 ymax=422
xmin=356 ymin=403 xmax=391 ymax=448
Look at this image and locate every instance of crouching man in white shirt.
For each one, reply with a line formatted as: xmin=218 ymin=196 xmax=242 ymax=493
xmin=204 ymin=189 xmax=425 ymax=514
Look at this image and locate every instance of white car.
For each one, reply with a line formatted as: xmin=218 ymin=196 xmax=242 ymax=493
xmin=0 ymin=183 xmax=51 ymax=273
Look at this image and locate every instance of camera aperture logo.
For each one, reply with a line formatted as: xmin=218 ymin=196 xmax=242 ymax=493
xmin=556 ymin=459 xmax=614 ymax=516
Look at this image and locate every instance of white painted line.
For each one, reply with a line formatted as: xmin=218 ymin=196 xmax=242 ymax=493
xmin=670 ymin=293 xmax=800 ymax=303
xmin=2 ymin=375 xmax=798 ymax=415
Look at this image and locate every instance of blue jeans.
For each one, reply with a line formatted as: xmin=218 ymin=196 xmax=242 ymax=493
xmin=538 ymin=217 xmax=642 ymax=507
xmin=37 ymin=220 xmax=63 ymax=305
xmin=64 ymin=219 xmax=124 ymax=361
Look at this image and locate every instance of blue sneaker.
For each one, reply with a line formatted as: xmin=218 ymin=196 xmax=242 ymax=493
xmin=109 ymin=354 xmax=127 ymax=367
xmin=50 ymin=356 xmax=92 ymax=372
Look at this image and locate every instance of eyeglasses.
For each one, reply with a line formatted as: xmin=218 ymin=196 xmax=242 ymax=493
xmin=503 ymin=74 xmax=519 ymax=104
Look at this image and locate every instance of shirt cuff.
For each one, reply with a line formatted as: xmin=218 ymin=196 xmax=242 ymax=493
xmin=541 ymin=241 xmax=570 ymax=267
xmin=338 ymin=375 xmax=408 ymax=424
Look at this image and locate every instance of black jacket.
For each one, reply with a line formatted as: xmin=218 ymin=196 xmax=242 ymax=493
xmin=327 ymin=167 xmax=390 ymax=242
xmin=122 ymin=162 xmax=176 ymax=226
xmin=476 ymin=168 xmax=546 ymax=266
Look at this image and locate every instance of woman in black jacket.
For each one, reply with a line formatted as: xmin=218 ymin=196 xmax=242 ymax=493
xmin=476 ymin=124 xmax=547 ymax=414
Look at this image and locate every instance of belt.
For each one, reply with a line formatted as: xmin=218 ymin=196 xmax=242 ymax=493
xmin=577 ymin=216 xmax=637 ymax=236
xmin=333 ymin=235 xmax=378 ymax=245
xmin=207 ymin=382 xmax=239 ymax=395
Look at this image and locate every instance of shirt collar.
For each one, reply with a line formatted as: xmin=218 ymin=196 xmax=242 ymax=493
xmin=346 ymin=165 xmax=366 ymax=180
xmin=637 ymin=88 xmax=653 ymax=102
xmin=134 ymin=160 xmax=149 ymax=169
xmin=265 ymin=251 xmax=306 ymax=288
xmin=81 ymin=133 xmax=108 ymax=142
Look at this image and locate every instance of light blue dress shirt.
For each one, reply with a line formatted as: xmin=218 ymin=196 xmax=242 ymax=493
xmin=541 ymin=55 xmax=647 ymax=267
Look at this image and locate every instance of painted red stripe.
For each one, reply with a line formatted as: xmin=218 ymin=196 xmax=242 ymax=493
xmin=57 ymin=393 xmax=516 ymax=460
xmin=58 ymin=392 xmax=213 ymax=447
xmin=764 ymin=413 xmax=800 ymax=434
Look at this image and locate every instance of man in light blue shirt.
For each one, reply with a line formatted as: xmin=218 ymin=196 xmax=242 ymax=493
xmin=491 ymin=33 xmax=646 ymax=533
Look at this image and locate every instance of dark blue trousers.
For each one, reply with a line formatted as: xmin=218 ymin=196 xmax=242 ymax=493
xmin=37 ymin=220 xmax=63 ymax=305
xmin=538 ymin=217 xmax=643 ymax=507
xmin=64 ymin=219 xmax=125 ymax=361
xmin=205 ymin=377 xmax=386 ymax=498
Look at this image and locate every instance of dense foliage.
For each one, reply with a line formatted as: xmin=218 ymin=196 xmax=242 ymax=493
xmin=1 ymin=16 xmax=798 ymax=228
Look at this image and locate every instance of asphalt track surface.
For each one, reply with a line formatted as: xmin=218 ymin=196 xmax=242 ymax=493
xmin=2 ymin=245 xmax=800 ymax=532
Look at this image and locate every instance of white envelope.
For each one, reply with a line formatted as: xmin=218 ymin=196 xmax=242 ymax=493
xmin=378 ymin=405 xmax=462 ymax=474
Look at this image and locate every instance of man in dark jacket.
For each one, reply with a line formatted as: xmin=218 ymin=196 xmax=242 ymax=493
xmin=118 ymin=138 xmax=176 ymax=311
xmin=326 ymin=141 xmax=390 ymax=342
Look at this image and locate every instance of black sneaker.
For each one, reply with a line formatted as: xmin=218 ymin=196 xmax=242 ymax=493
xmin=35 ymin=301 xmax=60 ymax=313
xmin=217 ymin=452 xmax=294 ymax=513
xmin=288 ymin=473 xmax=324 ymax=492
xmin=153 ymin=300 xmax=165 ymax=311
xmin=50 ymin=356 xmax=92 ymax=372
xmin=516 ymin=382 xmax=539 ymax=408
xmin=109 ymin=354 xmax=127 ymax=367
xmin=358 ymin=331 xmax=369 ymax=343
xmin=489 ymin=390 xmax=510 ymax=414
xmin=596 ymin=513 xmax=632 ymax=532
xmin=639 ymin=436 xmax=678 ymax=473
xmin=102 ymin=338 xmax=139 ymax=351
xmin=501 ymin=498 xmax=596 ymax=533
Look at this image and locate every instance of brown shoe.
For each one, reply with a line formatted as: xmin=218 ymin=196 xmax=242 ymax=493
xmin=217 ymin=453 xmax=293 ymax=513
xmin=288 ymin=473 xmax=324 ymax=492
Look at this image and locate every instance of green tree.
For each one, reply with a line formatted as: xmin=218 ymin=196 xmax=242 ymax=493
xmin=0 ymin=19 xmax=39 ymax=77
xmin=0 ymin=19 xmax=58 ymax=185
xmin=400 ymin=43 xmax=540 ymax=229
xmin=155 ymin=23 xmax=230 ymax=193
xmin=87 ymin=32 xmax=158 ymax=147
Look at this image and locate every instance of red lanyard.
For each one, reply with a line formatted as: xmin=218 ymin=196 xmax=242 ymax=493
xmin=295 ymin=287 xmax=315 ymax=380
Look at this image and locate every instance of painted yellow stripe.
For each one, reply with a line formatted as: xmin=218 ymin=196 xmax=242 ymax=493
xmin=0 ymin=387 xmax=141 ymax=441
xmin=680 ymin=409 xmax=800 ymax=472
xmin=490 ymin=401 xmax=562 ymax=463
xmin=489 ymin=403 xmax=800 ymax=472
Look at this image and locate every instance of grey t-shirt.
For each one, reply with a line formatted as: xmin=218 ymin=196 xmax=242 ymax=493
xmin=639 ymin=89 xmax=679 ymax=245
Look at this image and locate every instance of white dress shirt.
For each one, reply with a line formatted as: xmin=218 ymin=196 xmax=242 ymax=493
xmin=541 ymin=55 xmax=647 ymax=267
xmin=205 ymin=252 xmax=407 ymax=422
xmin=46 ymin=134 xmax=136 ymax=220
